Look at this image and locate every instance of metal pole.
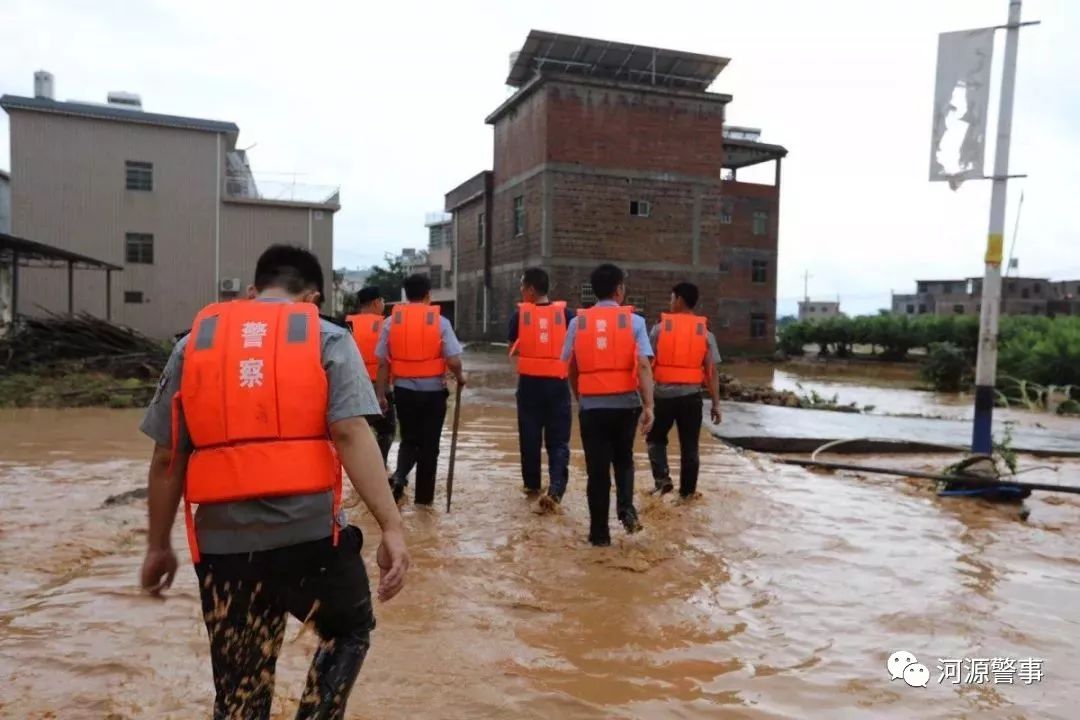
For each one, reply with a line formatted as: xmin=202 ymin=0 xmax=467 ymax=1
xmin=67 ymin=260 xmax=74 ymax=316
xmin=973 ymin=0 xmax=1023 ymax=455
xmin=11 ymin=251 xmax=18 ymax=318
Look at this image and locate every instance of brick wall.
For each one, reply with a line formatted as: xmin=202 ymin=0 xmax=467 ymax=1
xmin=493 ymin=90 xmax=547 ymax=182
xmin=545 ymin=81 xmax=727 ymax=178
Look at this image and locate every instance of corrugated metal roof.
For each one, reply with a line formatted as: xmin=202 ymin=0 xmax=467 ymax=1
xmin=0 ymin=232 xmax=122 ymax=270
xmin=507 ymin=30 xmax=729 ymax=91
xmin=0 ymin=95 xmax=239 ymax=135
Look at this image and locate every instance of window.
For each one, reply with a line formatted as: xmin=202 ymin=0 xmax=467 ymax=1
xmin=954 ymin=304 xmax=965 ymax=314
xmin=752 ymin=210 xmax=768 ymax=236
xmin=580 ymin=283 xmax=596 ymax=306
xmin=444 ymin=270 xmax=453 ymax=288
xmin=906 ymin=304 xmax=915 ymax=314
xmin=1034 ymin=284 xmax=1042 ymax=295
xmin=1022 ymin=288 xmax=1030 ymax=299
xmin=810 ymin=306 xmax=817 ymax=313
xmin=513 ymin=196 xmax=524 ymax=236
xmin=718 ymin=260 xmax=731 ymax=274
xmin=720 ymin=199 xmax=733 ymax=224
xmin=751 ymin=259 xmax=767 ymax=284
xmin=718 ymin=316 xmax=731 ymax=328
xmin=918 ymin=304 xmax=928 ymax=314
xmin=750 ymin=313 xmax=767 ymax=339
xmin=1007 ymin=281 xmax=1016 ymax=293
xmin=430 ymin=265 xmax=443 ymax=289
xmin=629 ymin=200 xmax=650 ymax=217
xmin=477 ymin=212 xmax=486 ymax=247
xmin=125 ymin=161 xmax=153 ymax=191
xmin=124 ymin=291 xmax=144 ymax=304
xmin=125 ymin=233 xmax=154 ymax=264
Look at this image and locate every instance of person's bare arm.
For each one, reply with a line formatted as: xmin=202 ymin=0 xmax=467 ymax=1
xmin=708 ymin=361 xmax=722 ymax=424
xmin=330 ymin=416 xmax=409 ymax=602
xmin=375 ymin=359 xmax=390 ymax=411
xmin=446 ymin=355 xmax=467 ymax=386
xmin=140 ymin=443 xmax=186 ymax=594
xmin=638 ymin=357 xmax=655 ymax=434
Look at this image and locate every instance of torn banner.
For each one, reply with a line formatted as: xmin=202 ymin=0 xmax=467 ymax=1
xmin=929 ymin=28 xmax=994 ymax=190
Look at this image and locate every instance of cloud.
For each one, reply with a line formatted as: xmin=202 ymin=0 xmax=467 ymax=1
xmin=1 ymin=0 xmax=1075 ymax=315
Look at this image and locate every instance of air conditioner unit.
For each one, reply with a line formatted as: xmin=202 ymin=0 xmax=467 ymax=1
xmin=220 ymin=278 xmax=242 ymax=293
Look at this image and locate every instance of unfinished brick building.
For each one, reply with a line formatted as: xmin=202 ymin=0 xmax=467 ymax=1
xmin=446 ymin=31 xmax=787 ymax=352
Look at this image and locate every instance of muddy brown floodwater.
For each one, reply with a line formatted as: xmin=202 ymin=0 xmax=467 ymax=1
xmin=2 ymin=352 xmax=1080 ymax=719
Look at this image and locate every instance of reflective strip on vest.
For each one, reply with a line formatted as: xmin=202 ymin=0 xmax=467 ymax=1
xmin=388 ymin=303 xmax=446 ymax=378
xmin=654 ymin=313 xmax=708 ymax=385
xmin=347 ymin=313 xmax=383 ymax=380
xmin=574 ymin=305 xmax=637 ymax=395
xmin=515 ymin=301 xmax=569 ymax=379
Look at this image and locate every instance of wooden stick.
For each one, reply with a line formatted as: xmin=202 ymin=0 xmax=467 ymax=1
xmin=446 ymin=382 xmax=463 ymax=512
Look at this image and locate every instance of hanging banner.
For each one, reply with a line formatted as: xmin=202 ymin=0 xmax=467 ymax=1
xmin=929 ymin=28 xmax=995 ymax=190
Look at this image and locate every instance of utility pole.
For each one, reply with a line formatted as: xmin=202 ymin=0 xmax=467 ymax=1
xmin=972 ymin=0 xmax=1023 ymax=455
xmin=803 ymin=270 xmax=811 ymax=302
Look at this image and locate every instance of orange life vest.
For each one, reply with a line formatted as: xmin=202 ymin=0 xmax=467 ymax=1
xmin=346 ymin=312 xmax=384 ymax=381
xmin=653 ymin=313 xmax=708 ymax=385
xmin=388 ymin=303 xmax=446 ymax=379
xmin=176 ymin=300 xmax=341 ymax=563
xmin=574 ymin=305 xmax=638 ymax=396
xmin=510 ymin=302 xmax=569 ymax=379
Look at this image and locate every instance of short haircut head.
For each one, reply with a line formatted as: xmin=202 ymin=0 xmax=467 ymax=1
xmin=589 ymin=263 xmax=625 ymax=301
xmin=521 ymin=267 xmax=550 ymax=295
xmin=672 ymin=282 xmax=700 ymax=309
xmin=403 ymin=273 xmax=432 ymax=301
xmin=355 ymin=286 xmax=382 ymax=307
xmin=253 ymin=244 xmax=324 ymax=297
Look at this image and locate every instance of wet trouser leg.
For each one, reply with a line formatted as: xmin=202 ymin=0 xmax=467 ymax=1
xmin=580 ymin=408 xmax=615 ymax=544
xmin=391 ymin=387 xmax=421 ymax=490
xmin=675 ymin=395 xmax=703 ymax=497
xmin=516 ymin=378 xmax=544 ymax=492
xmin=611 ymin=408 xmax=641 ymax=522
xmin=646 ymin=397 xmax=678 ymax=488
xmin=413 ymin=389 xmax=448 ymax=506
xmin=195 ymin=526 xmax=375 ymax=720
xmin=368 ymin=391 xmax=397 ymax=468
xmin=544 ymin=380 xmax=572 ymax=500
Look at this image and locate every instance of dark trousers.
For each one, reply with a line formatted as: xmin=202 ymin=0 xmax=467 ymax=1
xmin=579 ymin=407 xmax=641 ymax=543
xmin=193 ymin=526 xmax=375 ymax=720
xmin=367 ymin=391 xmax=397 ymax=467
xmin=647 ymin=394 xmax=703 ymax=497
xmin=392 ymin=386 xmax=449 ymax=505
xmin=516 ymin=376 xmax=572 ymax=498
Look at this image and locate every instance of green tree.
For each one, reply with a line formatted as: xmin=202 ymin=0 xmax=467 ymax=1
xmin=352 ymin=254 xmax=407 ymax=313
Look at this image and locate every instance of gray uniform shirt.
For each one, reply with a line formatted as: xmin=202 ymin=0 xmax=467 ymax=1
xmin=139 ymin=298 xmax=380 ymax=554
xmin=649 ymin=323 xmax=722 ymax=399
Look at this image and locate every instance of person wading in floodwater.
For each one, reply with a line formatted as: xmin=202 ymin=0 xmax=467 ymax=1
xmin=347 ymin=286 xmax=397 ymax=467
xmin=138 ymin=245 xmax=409 ymax=720
xmin=647 ymin=282 xmax=723 ymax=499
xmin=375 ymin=273 xmax=466 ymax=505
xmin=509 ymin=267 xmax=575 ymax=512
xmin=562 ymin=263 xmax=655 ymax=546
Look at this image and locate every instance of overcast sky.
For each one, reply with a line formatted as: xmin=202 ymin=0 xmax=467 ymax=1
xmin=1 ymin=0 xmax=1075 ymax=316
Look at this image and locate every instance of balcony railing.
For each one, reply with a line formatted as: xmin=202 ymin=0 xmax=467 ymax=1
xmin=225 ymin=171 xmax=340 ymax=207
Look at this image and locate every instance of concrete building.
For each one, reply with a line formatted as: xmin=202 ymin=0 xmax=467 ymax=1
xmin=798 ymin=300 xmax=841 ymax=322
xmin=1 ymin=71 xmax=340 ymax=339
xmin=424 ymin=212 xmax=455 ymax=310
xmin=445 ymin=31 xmax=787 ymax=351
xmin=893 ymin=276 xmax=1079 ymax=317
xmin=0 ymin=169 xmax=10 ymax=234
